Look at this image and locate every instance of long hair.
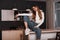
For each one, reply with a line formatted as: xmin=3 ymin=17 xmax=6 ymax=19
xmin=32 ymin=6 xmax=42 ymax=20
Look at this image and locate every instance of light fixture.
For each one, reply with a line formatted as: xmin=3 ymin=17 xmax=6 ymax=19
xmin=12 ymin=8 xmax=18 ymax=10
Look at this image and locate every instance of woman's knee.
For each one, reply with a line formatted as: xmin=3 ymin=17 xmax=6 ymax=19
xmin=23 ymin=16 xmax=30 ymax=22
xmin=32 ymin=28 xmax=41 ymax=32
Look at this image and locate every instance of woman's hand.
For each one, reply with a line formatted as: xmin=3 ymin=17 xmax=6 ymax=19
xmin=34 ymin=26 xmax=39 ymax=28
xmin=14 ymin=14 xmax=18 ymax=19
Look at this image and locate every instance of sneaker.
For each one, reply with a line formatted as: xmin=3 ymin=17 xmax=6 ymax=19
xmin=25 ymin=28 xmax=30 ymax=35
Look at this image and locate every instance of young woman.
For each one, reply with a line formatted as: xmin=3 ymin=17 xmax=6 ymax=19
xmin=24 ymin=5 xmax=44 ymax=40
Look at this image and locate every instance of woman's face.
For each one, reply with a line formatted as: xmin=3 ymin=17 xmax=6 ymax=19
xmin=32 ymin=6 xmax=38 ymax=11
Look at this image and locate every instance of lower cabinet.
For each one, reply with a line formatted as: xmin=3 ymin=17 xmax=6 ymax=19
xmin=2 ymin=30 xmax=23 ymax=40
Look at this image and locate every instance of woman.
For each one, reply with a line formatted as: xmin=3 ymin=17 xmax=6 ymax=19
xmin=24 ymin=5 xmax=44 ymax=40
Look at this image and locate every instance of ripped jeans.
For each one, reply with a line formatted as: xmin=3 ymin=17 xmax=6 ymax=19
xmin=23 ymin=16 xmax=41 ymax=39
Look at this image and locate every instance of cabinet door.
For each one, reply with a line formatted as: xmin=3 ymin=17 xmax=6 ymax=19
xmin=1 ymin=10 xmax=14 ymax=21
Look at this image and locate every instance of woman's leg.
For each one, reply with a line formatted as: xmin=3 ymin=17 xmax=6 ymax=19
xmin=23 ymin=16 xmax=37 ymax=28
xmin=32 ymin=28 xmax=41 ymax=39
xmin=28 ymin=22 xmax=41 ymax=39
xmin=23 ymin=16 xmax=30 ymax=28
xmin=23 ymin=16 xmax=41 ymax=39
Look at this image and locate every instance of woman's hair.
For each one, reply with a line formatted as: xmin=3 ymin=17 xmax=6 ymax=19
xmin=32 ymin=5 xmax=42 ymax=20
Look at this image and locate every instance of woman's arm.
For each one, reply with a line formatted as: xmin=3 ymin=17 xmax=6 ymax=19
xmin=35 ymin=11 xmax=44 ymax=28
xmin=16 ymin=13 xmax=32 ymax=17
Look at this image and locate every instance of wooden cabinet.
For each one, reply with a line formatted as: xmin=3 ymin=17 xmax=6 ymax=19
xmin=2 ymin=30 xmax=23 ymax=40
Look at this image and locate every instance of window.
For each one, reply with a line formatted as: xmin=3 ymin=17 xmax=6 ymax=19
xmin=55 ymin=1 xmax=60 ymax=29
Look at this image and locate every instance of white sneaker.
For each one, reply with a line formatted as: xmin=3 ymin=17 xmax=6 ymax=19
xmin=25 ymin=28 xmax=30 ymax=35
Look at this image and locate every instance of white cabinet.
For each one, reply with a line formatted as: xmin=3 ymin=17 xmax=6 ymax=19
xmin=28 ymin=31 xmax=56 ymax=40
xmin=1 ymin=10 xmax=14 ymax=21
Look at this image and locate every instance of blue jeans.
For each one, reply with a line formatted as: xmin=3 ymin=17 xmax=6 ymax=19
xmin=23 ymin=16 xmax=41 ymax=39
